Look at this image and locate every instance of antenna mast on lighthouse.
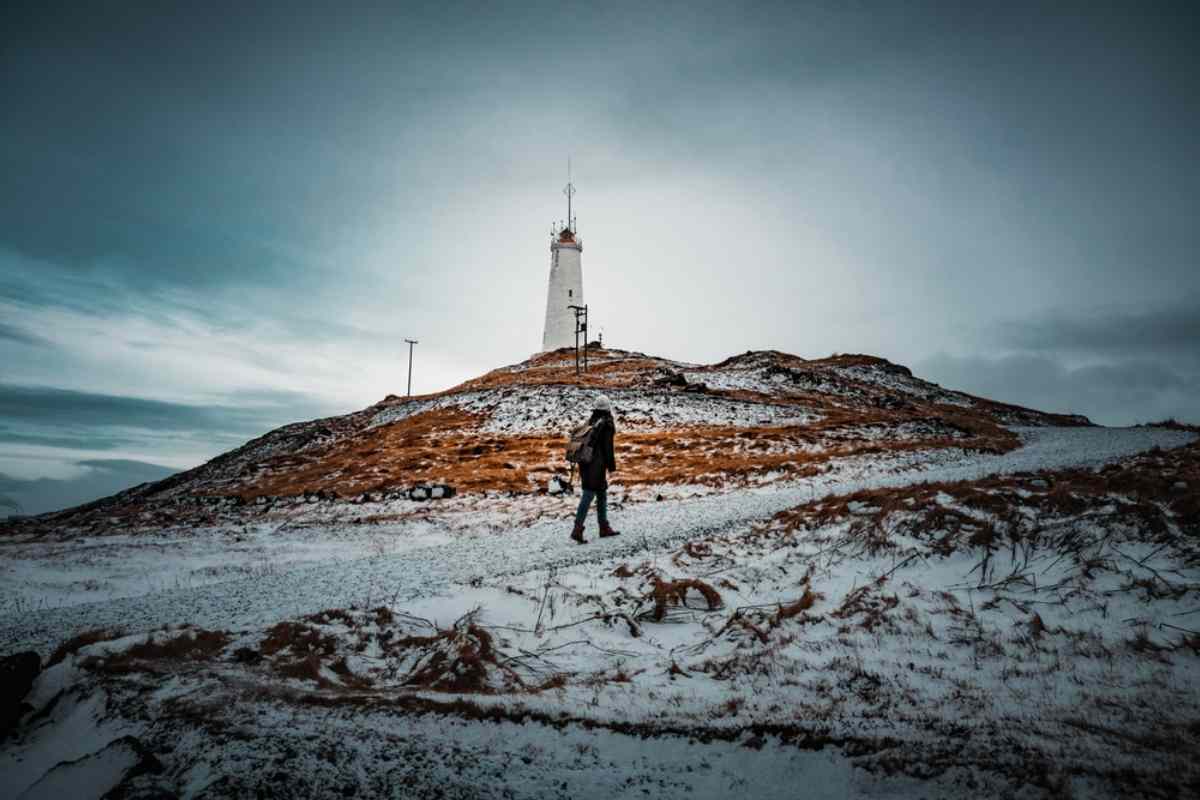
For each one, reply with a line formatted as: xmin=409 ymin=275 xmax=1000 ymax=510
xmin=563 ymin=157 xmax=576 ymax=232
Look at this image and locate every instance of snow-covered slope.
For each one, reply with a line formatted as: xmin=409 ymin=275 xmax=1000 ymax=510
xmin=2 ymin=347 xmax=1196 ymax=799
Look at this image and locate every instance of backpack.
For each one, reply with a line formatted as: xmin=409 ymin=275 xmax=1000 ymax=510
xmin=565 ymin=420 xmax=600 ymax=465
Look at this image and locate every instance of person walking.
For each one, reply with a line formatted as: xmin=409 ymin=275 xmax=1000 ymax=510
xmin=571 ymin=395 xmax=620 ymax=544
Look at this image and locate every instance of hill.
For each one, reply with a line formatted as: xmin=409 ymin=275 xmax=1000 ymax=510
xmin=5 ymin=347 xmax=1089 ymax=535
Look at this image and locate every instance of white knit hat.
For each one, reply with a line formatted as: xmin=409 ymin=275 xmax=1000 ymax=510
xmin=594 ymin=394 xmax=613 ymax=413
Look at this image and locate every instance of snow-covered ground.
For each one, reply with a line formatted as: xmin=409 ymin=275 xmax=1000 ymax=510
xmin=369 ymin=384 xmax=820 ymax=434
xmin=2 ymin=424 xmax=1196 ymax=798
xmin=1 ymin=426 xmax=1190 ymax=653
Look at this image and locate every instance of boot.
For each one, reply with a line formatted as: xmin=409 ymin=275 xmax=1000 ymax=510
xmin=599 ymin=522 xmax=621 ymax=538
xmin=570 ymin=522 xmax=586 ymax=544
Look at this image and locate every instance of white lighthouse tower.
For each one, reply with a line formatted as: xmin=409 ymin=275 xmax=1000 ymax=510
xmin=541 ymin=172 xmax=584 ymax=352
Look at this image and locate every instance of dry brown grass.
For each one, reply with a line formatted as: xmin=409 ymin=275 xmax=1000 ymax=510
xmin=122 ymin=630 xmax=231 ymax=661
xmin=87 ymin=629 xmax=232 ymax=674
xmin=833 ymin=580 xmax=901 ymax=633
xmin=390 ymin=619 xmax=523 ymax=693
xmin=223 ymin=349 xmax=1043 ymax=501
xmin=765 ymin=437 xmax=1200 ymax=561
xmin=47 ymin=628 xmax=126 ymax=667
xmin=645 ymin=577 xmax=724 ymax=621
xmin=451 ymin=348 xmax=676 ymax=392
xmin=260 ymin=621 xmax=339 ymax=658
xmin=776 ymin=585 xmax=823 ymax=622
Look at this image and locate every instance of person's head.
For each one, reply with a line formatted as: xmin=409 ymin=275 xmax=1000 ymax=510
xmin=593 ymin=394 xmax=613 ymax=416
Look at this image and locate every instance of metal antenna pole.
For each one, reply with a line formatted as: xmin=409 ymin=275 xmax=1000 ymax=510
xmin=404 ymin=339 xmax=418 ymax=397
xmin=582 ymin=304 xmax=588 ymax=373
xmin=563 ymin=159 xmax=575 ymax=233
xmin=568 ymin=304 xmax=585 ymax=377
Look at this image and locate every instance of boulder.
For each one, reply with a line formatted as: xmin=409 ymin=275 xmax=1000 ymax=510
xmin=547 ymin=476 xmax=573 ymax=495
xmin=653 ymin=370 xmax=688 ymax=388
xmin=409 ymin=484 xmax=456 ymax=501
xmin=1 ymin=650 xmax=40 ymax=739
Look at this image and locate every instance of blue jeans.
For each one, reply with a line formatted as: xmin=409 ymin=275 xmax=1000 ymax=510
xmin=574 ymin=488 xmax=608 ymax=528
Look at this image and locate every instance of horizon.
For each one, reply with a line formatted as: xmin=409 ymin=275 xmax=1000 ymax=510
xmin=3 ymin=1 xmax=1198 ymax=514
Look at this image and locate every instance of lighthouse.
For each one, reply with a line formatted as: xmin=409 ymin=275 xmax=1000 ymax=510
xmin=541 ymin=173 xmax=584 ymax=352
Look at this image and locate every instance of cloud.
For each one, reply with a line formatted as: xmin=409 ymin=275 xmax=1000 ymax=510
xmin=0 ymin=458 xmax=176 ymax=516
xmin=0 ymin=382 xmax=345 ymax=484
xmin=918 ymin=352 xmax=1199 ymax=426
xmin=999 ymin=302 xmax=1200 ymax=358
xmin=0 ymin=383 xmax=312 ymax=434
xmin=0 ymin=320 xmax=45 ymax=346
xmin=3 ymin=0 xmax=1199 ymax=483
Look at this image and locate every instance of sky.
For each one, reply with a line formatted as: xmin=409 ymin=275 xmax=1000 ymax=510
xmin=2 ymin=1 xmax=1198 ymax=514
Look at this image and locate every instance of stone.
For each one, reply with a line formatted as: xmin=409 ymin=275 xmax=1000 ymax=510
xmin=1 ymin=650 xmax=40 ymax=739
xmin=653 ymin=370 xmax=688 ymax=388
xmin=232 ymin=647 xmax=262 ymax=665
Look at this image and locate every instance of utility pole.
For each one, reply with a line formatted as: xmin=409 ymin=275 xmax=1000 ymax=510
xmin=568 ymin=304 xmax=588 ymax=375
xmin=404 ymin=339 xmax=418 ymax=397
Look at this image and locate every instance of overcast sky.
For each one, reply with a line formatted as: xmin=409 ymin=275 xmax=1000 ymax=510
xmin=2 ymin=1 xmax=1198 ymax=514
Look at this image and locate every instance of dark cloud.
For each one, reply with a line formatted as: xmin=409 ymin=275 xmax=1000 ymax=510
xmin=1000 ymin=303 xmax=1200 ymax=357
xmin=0 ymin=458 xmax=176 ymax=517
xmin=0 ymin=383 xmax=335 ymax=435
xmin=0 ymin=427 xmax=131 ymax=451
xmin=2 ymin=0 xmax=1199 ymax=480
xmin=918 ymin=352 xmax=1199 ymax=427
xmin=0 ymin=320 xmax=44 ymax=346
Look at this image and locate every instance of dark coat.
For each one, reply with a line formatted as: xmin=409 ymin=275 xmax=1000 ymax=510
xmin=581 ymin=410 xmax=616 ymax=492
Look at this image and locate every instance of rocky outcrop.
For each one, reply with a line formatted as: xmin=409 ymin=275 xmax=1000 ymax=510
xmin=1 ymin=650 xmax=40 ymax=738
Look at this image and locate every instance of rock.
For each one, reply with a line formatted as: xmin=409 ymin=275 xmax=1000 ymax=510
xmin=20 ymin=735 xmax=163 ymax=798
xmin=547 ymin=476 xmax=572 ymax=495
xmin=409 ymin=484 xmax=454 ymax=501
xmin=232 ymin=647 xmax=262 ymax=665
xmin=872 ymin=394 xmax=912 ymax=411
xmin=1029 ymin=479 xmax=1050 ymax=490
xmin=653 ymin=370 xmax=688 ymax=388
xmin=1172 ymin=481 xmax=1189 ymax=492
xmin=1 ymin=650 xmax=40 ymax=739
